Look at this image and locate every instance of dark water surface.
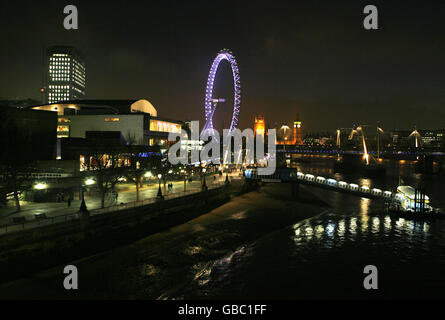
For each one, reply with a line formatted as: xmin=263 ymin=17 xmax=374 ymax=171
xmin=178 ymin=160 xmax=445 ymax=299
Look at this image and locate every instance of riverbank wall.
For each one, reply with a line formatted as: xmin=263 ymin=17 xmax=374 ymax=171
xmin=0 ymin=180 xmax=258 ymax=284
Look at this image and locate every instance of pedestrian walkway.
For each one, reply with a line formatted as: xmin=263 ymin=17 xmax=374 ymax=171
xmin=0 ymin=173 xmax=236 ymax=234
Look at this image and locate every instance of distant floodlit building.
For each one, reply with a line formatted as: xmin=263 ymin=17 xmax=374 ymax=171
xmin=46 ymin=46 xmax=86 ymax=104
xmin=254 ymin=115 xmax=265 ymax=137
xmin=277 ymin=115 xmax=303 ymax=145
xmin=391 ymin=129 xmax=445 ymax=148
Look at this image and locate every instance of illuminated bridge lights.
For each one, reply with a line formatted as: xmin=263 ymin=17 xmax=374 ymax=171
xmin=296 ymin=172 xmax=392 ymax=199
xmin=275 ymin=148 xmax=441 ymax=157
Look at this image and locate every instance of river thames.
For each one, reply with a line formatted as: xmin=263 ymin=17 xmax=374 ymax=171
xmin=186 ymin=159 xmax=445 ymax=299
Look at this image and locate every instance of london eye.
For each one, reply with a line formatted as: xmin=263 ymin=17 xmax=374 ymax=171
xmin=202 ymin=49 xmax=241 ymax=134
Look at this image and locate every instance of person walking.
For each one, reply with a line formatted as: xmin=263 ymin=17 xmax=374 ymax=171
xmin=67 ymin=197 xmax=71 ymax=207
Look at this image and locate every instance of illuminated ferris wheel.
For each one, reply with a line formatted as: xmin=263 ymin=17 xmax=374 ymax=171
xmin=202 ymin=49 xmax=241 ymax=134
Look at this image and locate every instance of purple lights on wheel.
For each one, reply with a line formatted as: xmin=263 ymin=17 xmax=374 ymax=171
xmin=204 ymin=49 xmax=241 ymax=133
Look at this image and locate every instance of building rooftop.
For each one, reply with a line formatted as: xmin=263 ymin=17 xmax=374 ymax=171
xmin=27 ymin=99 xmax=158 ymax=117
xmin=47 ymin=46 xmax=84 ymax=60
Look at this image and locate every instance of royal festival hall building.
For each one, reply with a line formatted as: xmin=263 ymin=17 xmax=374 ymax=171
xmin=28 ymin=99 xmax=186 ymax=162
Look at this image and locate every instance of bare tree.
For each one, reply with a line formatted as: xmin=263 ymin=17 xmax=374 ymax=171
xmin=124 ymin=133 xmax=162 ymax=201
xmin=0 ymin=109 xmax=36 ymax=212
xmin=85 ymin=142 xmax=128 ymax=208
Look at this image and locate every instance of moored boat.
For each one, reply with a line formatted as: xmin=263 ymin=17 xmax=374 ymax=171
xmin=385 ymin=185 xmax=444 ymax=219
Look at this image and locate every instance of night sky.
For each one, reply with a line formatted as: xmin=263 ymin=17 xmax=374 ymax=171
xmin=1 ymin=0 xmax=444 ymax=133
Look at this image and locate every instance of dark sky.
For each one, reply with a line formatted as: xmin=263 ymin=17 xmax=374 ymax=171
xmin=1 ymin=0 xmax=444 ymax=133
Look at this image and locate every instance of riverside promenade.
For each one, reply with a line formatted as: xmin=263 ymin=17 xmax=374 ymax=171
xmin=0 ymin=173 xmax=235 ymax=235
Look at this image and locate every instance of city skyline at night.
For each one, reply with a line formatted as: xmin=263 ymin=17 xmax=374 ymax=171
xmin=1 ymin=1 xmax=445 ymax=132
xmin=2 ymin=0 xmax=445 ymax=308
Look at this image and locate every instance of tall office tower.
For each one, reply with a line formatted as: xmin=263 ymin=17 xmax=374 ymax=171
xmin=45 ymin=46 xmax=86 ymax=104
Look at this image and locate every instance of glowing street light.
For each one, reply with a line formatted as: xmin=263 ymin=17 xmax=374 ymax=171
xmin=144 ymin=171 xmax=152 ymax=178
xmin=157 ymin=174 xmax=163 ymax=198
xmin=85 ymin=178 xmax=96 ymax=186
xmin=34 ymin=183 xmax=47 ymax=190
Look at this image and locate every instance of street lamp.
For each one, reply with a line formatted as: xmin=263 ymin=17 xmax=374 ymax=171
xmin=157 ymin=174 xmax=163 ymax=198
xmin=84 ymin=178 xmax=95 ymax=186
xmin=79 ymin=179 xmax=91 ymax=216
xmin=34 ymin=182 xmax=47 ymax=190
xmin=202 ymin=168 xmax=207 ymax=190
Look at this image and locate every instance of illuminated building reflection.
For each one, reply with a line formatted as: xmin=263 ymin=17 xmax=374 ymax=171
xmin=349 ymin=217 xmax=358 ymax=237
xmin=384 ymin=216 xmax=391 ymax=234
xmin=292 ymin=212 xmax=431 ymax=249
xmin=371 ymin=217 xmax=380 ymax=234
xmin=315 ymin=225 xmax=324 ymax=240
xmin=337 ymin=220 xmax=346 ymax=239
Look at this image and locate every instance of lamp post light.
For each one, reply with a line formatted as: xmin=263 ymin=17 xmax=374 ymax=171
xmin=157 ymin=174 xmax=163 ymax=199
xmin=79 ymin=178 xmax=94 ymax=216
xmin=202 ymin=168 xmax=207 ymax=190
xmin=84 ymin=178 xmax=95 ymax=186
xmin=34 ymin=182 xmax=48 ymax=190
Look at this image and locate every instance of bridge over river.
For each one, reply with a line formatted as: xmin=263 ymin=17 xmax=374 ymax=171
xmin=245 ymin=169 xmax=394 ymax=201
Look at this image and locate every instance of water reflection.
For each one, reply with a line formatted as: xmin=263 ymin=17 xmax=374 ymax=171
xmin=314 ymin=225 xmax=324 ymax=240
xmin=337 ymin=220 xmax=345 ymax=239
xmin=384 ymin=216 xmax=391 ymax=234
xmin=359 ymin=197 xmax=370 ymax=216
xmin=349 ymin=217 xmax=357 ymax=238
xmin=360 ymin=199 xmax=369 ymax=234
xmin=326 ymin=222 xmax=335 ymax=238
xmin=292 ymin=212 xmax=432 ymax=247
xmin=371 ymin=217 xmax=380 ymax=234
